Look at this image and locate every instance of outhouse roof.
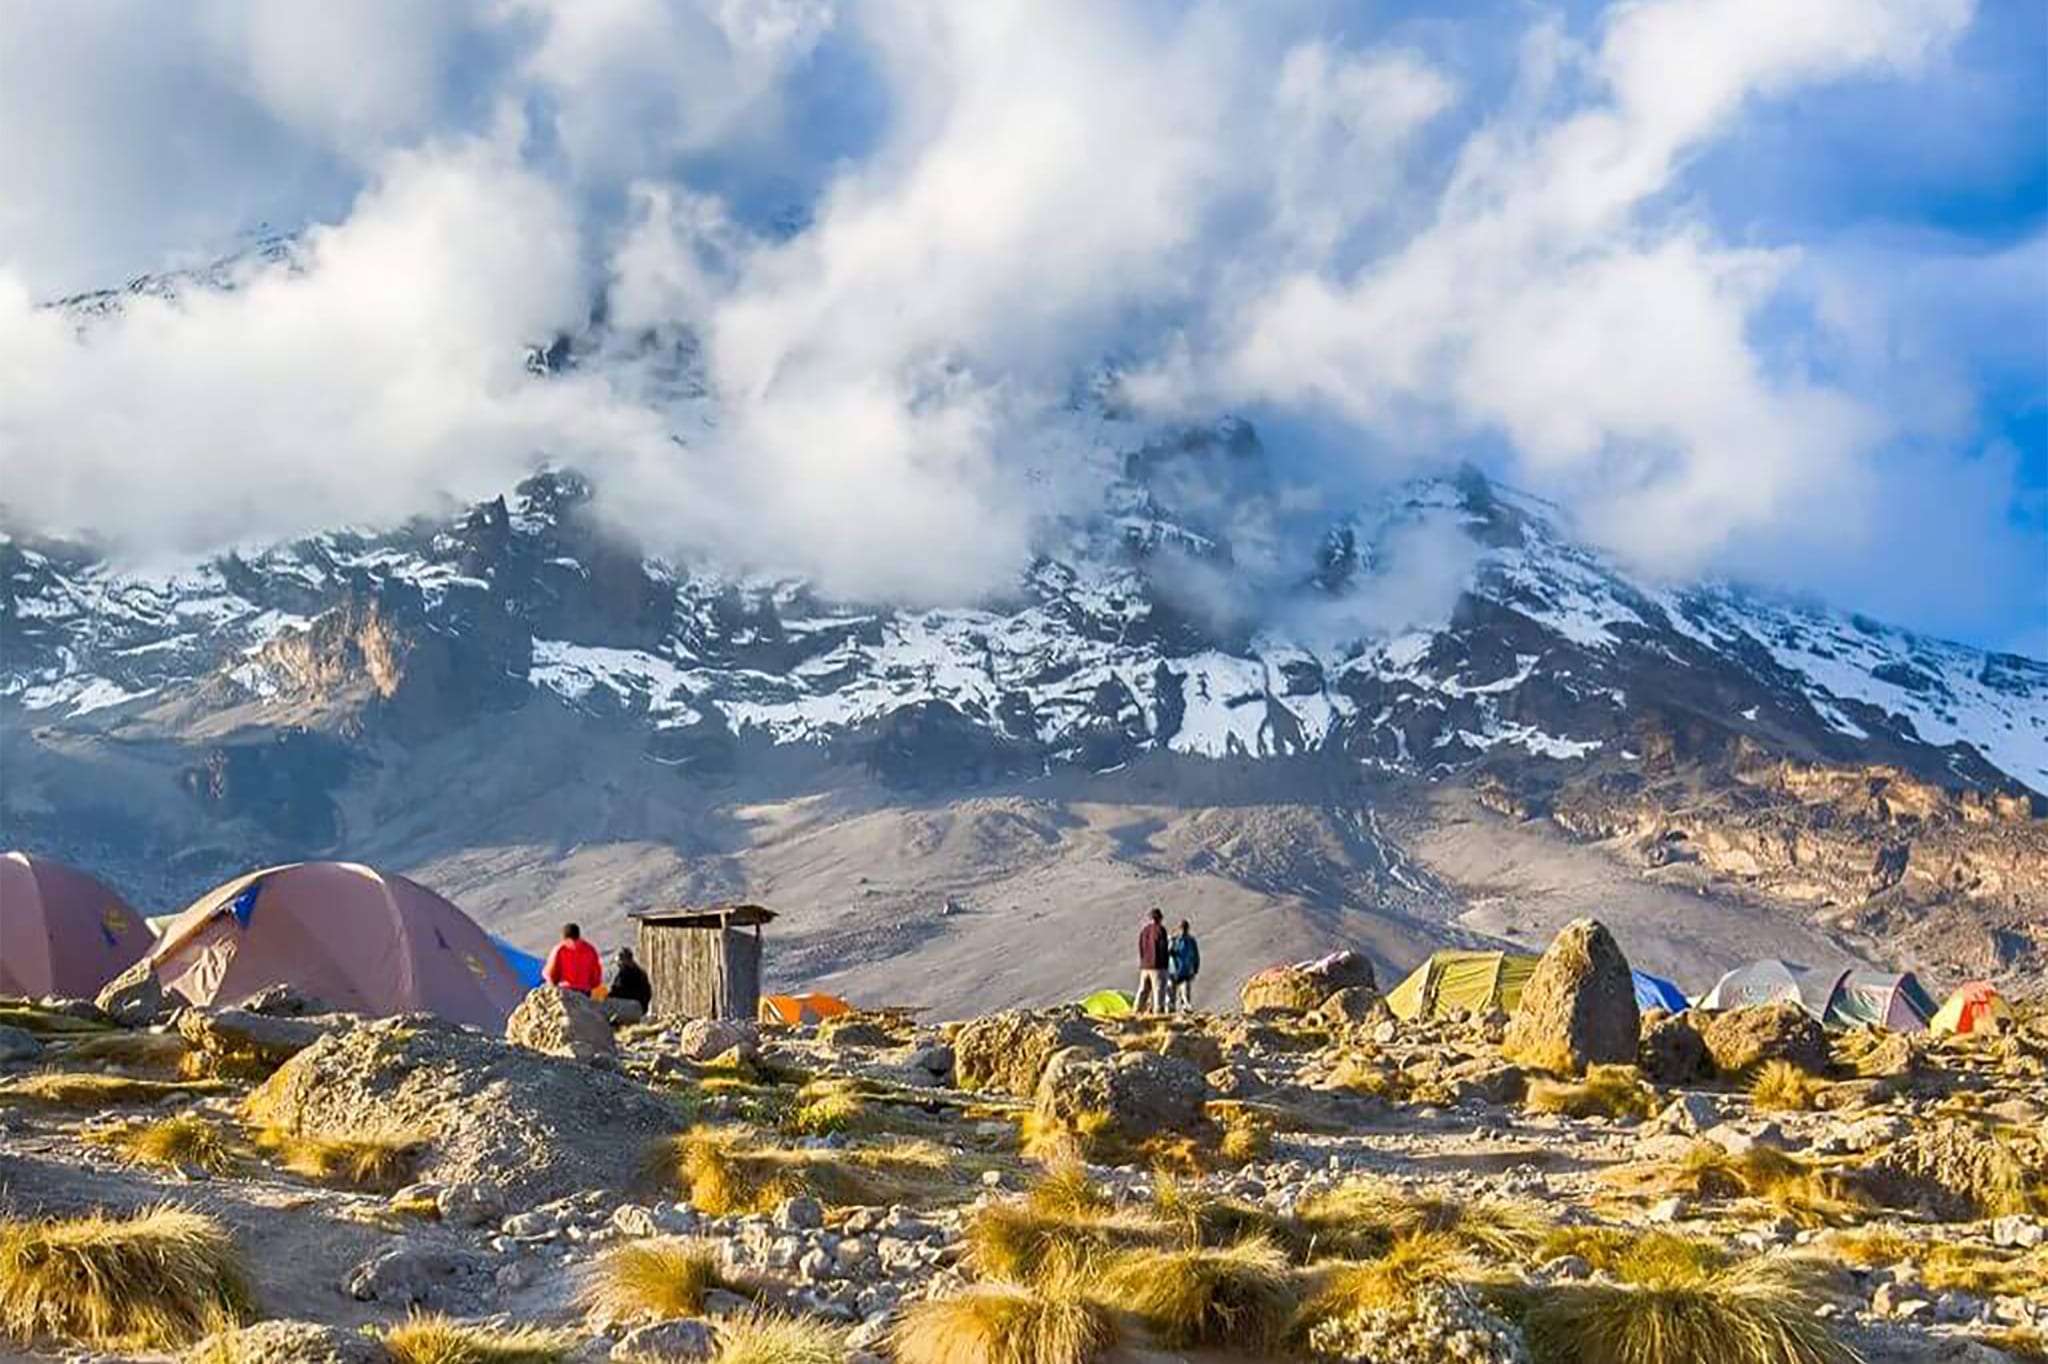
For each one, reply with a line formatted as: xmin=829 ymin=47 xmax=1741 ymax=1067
xmin=630 ymin=903 xmax=777 ymax=930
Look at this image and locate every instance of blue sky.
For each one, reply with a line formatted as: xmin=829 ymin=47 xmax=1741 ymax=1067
xmin=0 ymin=0 xmax=2042 ymax=653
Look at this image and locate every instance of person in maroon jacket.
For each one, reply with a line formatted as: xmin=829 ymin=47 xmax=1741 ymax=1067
xmin=1135 ymin=907 xmax=1170 ymax=1013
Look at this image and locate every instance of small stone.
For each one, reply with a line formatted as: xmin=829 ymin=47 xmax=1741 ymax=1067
xmin=612 ymin=1318 xmax=717 ymax=1362
xmin=775 ymin=1195 xmax=825 ymax=1231
xmin=0 ymin=1025 xmax=42 ymax=1063
xmin=1647 ymin=1195 xmax=1691 ymax=1224
xmin=1993 ymin=1215 xmax=2045 ymax=1249
xmin=1656 ymin=1094 xmax=1720 ymax=1136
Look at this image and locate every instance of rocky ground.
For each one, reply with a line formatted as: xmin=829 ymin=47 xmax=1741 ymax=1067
xmin=0 ymin=930 xmax=2043 ymax=1364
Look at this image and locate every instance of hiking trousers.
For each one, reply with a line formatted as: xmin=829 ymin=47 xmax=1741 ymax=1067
xmin=1170 ymin=978 xmax=1193 ymax=1012
xmin=1135 ymin=968 xmax=1169 ymax=1013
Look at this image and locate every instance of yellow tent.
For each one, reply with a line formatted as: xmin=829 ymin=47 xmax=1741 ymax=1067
xmin=1930 ymin=981 xmax=2012 ymax=1037
xmin=1081 ymin=989 xmax=1135 ymax=1019
xmin=1385 ymin=950 xmax=1539 ymax=1021
xmin=759 ymin=992 xmax=853 ymax=1026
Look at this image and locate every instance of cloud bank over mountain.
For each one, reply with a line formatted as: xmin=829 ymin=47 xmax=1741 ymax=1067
xmin=0 ymin=0 xmax=2040 ymax=646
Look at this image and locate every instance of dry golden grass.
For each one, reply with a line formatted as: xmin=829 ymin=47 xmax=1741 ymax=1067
xmin=1292 ymin=1230 xmax=1471 ymax=1340
xmin=580 ymin=1238 xmax=725 ymax=1322
xmin=250 ymin=1120 xmax=424 ymax=1192
xmin=1525 ymin=1065 xmax=1659 ymax=1121
xmin=1535 ymin=1227 xmax=1726 ymax=1282
xmin=1751 ymin=1061 xmax=1831 ymax=1113
xmin=1916 ymin=1243 xmax=2048 ymax=1299
xmin=1818 ymin=1225 xmax=1913 ymax=1268
xmin=964 ymin=1199 xmax=1170 ymax=1283
xmin=1522 ymin=1254 xmax=1854 ymax=1364
xmin=380 ymin=1315 xmax=576 ymax=1364
xmin=1096 ymin=1237 xmax=1296 ymax=1350
xmin=1289 ymin=1179 xmax=1547 ymax=1262
xmin=47 ymin=1031 xmax=189 ymax=1073
xmin=0 ymin=1072 xmax=228 ymax=1108
xmin=1621 ymin=1142 xmax=1864 ymax=1227
xmin=1976 ymin=1327 xmax=2048 ymax=1361
xmin=1018 ymin=1107 xmax=1118 ymax=1165
xmin=893 ymin=1273 xmax=1117 ymax=1364
xmin=0 ymin=1002 xmax=115 ymax=1036
xmin=655 ymin=1127 xmax=957 ymax=1215
xmin=0 ymin=1203 xmax=250 ymax=1350
xmin=1148 ymin=1175 xmax=1289 ymax=1250
xmin=712 ymin=1310 xmax=847 ymax=1364
xmin=83 ymin=1114 xmax=236 ymax=1173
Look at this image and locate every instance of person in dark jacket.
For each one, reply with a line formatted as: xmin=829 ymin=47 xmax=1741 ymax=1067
xmin=1166 ymin=920 xmax=1200 ymax=1013
xmin=610 ymin=948 xmax=652 ymax=1012
xmin=1135 ymin=907 xmax=1169 ymax=1013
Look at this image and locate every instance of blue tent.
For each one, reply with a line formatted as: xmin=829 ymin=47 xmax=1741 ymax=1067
xmin=1631 ymin=969 xmax=1687 ymax=1013
xmin=492 ymin=936 xmax=544 ymax=990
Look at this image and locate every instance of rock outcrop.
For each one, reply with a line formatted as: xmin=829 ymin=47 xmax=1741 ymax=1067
xmin=1240 ymin=951 xmax=1378 ymax=1016
xmin=93 ymin=960 xmax=165 ymax=1028
xmin=1036 ymin=1047 xmax=1208 ymax=1142
xmin=506 ymin=987 xmax=617 ymax=1063
xmin=1502 ymin=918 xmax=1638 ymax=1072
xmin=953 ymin=1011 xmax=1109 ymax=1096
xmin=1698 ymin=1003 xmax=1830 ymax=1076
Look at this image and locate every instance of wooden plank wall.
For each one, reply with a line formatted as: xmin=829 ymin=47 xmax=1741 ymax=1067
xmin=638 ymin=924 xmax=764 ymax=1020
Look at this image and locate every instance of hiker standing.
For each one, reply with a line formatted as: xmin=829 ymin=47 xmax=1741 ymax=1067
xmin=542 ymin=922 xmax=602 ymax=994
xmin=1135 ymin=908 xmax=1170 ymax=1013
xmin=1167 ymin=919 xmax=1201 ymax=1013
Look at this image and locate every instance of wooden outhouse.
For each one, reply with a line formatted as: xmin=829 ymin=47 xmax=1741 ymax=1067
xmin=631 ymin=903 xmax=775 ymax=1020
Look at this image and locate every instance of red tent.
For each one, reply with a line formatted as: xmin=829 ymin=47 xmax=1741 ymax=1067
xmin=148 ymin=862 xmax=525 ymax=1029
xmin=0 ymin=852 xmax=154 ymax=998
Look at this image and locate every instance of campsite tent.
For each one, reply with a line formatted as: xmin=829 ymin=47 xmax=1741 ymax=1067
xmin=1386 ymin=951 xmax=1539 ymax=1022
xmin=1082 ymin=989 xmax=1136 ymax=1019
xmin=0 ymin=852 xmax=154 ymax=998
xmin=1699 ymin=960 xmax=1849 ymax=1021
xmin=1931 ymin=981 xmax=2012 ymax=1037
xmin=492 ymin=937 xmax=545 ymax=991
xmin=759 ymin=992 xmax=852 ymax=1026
xmin=1825 ymin=970 xmax=1938 ymax=1032
xmin=147 ymin=862 xmax=526 ymax=1029
xmin=1631 ymin=969 xmax=1688 ymax=1013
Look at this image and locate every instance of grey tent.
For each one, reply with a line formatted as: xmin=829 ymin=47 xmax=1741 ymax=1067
xmin=1699 ymin=960 xmax=1849 ymax=1021
xmin=1825 ymin=971 xmax=1938 ymax=1032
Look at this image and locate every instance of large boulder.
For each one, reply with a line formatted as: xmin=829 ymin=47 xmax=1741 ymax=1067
xmin=954 ymin=1011 xmax=1109 ymax=1096
xmin=1857 ymin=1117 xmax=2037 ymax=1221
xmin=179 ymin=1007 xmax=336 ymax=1071
xmin=247 ymin=1015 xmax=678 ymax=1205
xmin=1036 ymin=1047 xmax=1207 ymax=1142
xmin=94 ymin=960 xmax=166 ymax=1028
xmin=677 ymin=1018 xmax=758 ymax=1062
xmin=506 ymin=987 xmax=617 ymax=1063
xmin=1316 ymin=986 xmax=1385 ymax=1028
xmin=1240 ymin=951 xmax=1377 ymax=1016
xmin=1638 ymin=1010 xmax=1712 ymax=1086
xmin=1502 ymin=919 xmax=1639 ymax=1073
xmin=1698 ymin=1003 xmax=1829 ymax=1077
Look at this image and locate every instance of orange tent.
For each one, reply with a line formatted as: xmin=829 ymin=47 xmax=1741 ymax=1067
xmin=0 ymin=852 xmax=153 ymax=998
xmin=147 ymin=862 xmax=525 ymax=1028
xmin=1930 ymin=981 xmax=2013 ymax=1037
xmin=759 ymin=992 xmax=852 ymax=1026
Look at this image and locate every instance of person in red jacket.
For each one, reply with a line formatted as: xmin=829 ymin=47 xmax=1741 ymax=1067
xmin=542 ymin=922 xmax=603 ymax=994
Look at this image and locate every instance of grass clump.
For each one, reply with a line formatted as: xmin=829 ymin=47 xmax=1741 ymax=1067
xmin=965 ymin=1172 xmax=1169 ymax=1281
xmin=1523 ymin=1254 xmax=1854 ymax=1364
xmin=713 ymin=1310 xmax=847 ymax=1364
xmin=893 ymin=1274 xmax=1116 ymax=1364
xmin=1149 ymin=1175 xmax=1289 ymax=1250
xmin=580 ymin=1238 xmax=726 ymax=1323
xmin=0 ymin=1072 xmax=227 ymax=1109
xmin=1295 ymin=1230 xmax=1470 ymax=1325
xmin=1537 ymin=1226 xmax=1726 ymax=1282
xmin=252 ymin=1123 xmax=423 ymax=1192
xmin=656 ymin=1127 xmax=956 ymax=1215
xmin=1096 ymin=1237 xmax=1296 ymax=1350
xmin=0 ymin=1203 xmax=250 ymax=1350
xmin=1751 ymin=1061 xmax=1830 ymax=1113
xmin=1624 ymin=1142 xmax=1864 ymax=1227
xmin=381 ymin=1315 xmax=576 ymax=1364
xmin=1291 ymin=1179 xmax=1547 ymax=1262
xmin=49 ymin=1031 xmax=189 ymax=1073
xmin=84 ymin=1114 xmax=236 ymax=1174
xmin=1525 ymin=1065 xmax=1658 ymax=1121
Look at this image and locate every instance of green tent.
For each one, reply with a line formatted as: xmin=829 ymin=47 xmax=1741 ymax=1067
xmin=1385 ymin=950 xmax=1539 ymax=1021
xmin=1081 ymin=989 xmax=1135 ymax=1019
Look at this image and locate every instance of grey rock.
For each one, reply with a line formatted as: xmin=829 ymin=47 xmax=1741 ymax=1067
xmin=775 ymin=1194 xmax=825 ymax=1231
xmin=188 ymin=1320 xmax=393 ymax=1364
xmin=677 ymin=1018 xmax=758 ymax=1062
xmin=346 ymin=1243 xmax=488 ymax=1307
xmin=94 ymin=960 xmax=166 ymax=1028
xmin=0 ymin=1024 xmax=42 ymax=1062
xmin=612 ymin=1319 xmax=717 ymax=1362
xmin=507 ymin=987 xmax=618 ymax=1063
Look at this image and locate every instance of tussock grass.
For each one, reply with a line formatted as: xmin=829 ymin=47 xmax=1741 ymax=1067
xmin=1149 ymin=1175 xmax=1289 ymax=1250
xmin=1621 ymin=1142 xmax=1864 ymax=1227
xmin=1522 ymin=1254 xmax=1855 ymax=1364
xmin=712 ymin=1310 xmax=847 ymax=1364
xmin=1536 ymin=1226 xmax=1726 ymax=1282
xmin=251 ymin=1121 xmax=424 ymax=1192
xmin=0 ymin=1072 xmax=227 ymax=1109
xmin=1214 ymin=1108 xmax=1276 ymax=1165
xmin=48 ymin=1031 xmax=189 ymax=1073
xmin=1018 ymin=1107 xmax=1118 ymax=1165
xmin=1096 ymin=1237 xmax=1296 ymax=1350
xmin=1818 ymin=1225 xmax=1912 ymax=1268
xmin=580 ymin=1237 xmax=726 ymax=1323
xmin=0 ymin=1003 xmax=114 ymax=1036
xmin=1291 ymin=1179 xmax=1548 ymax=1262
xmin=1975 ymin=1327 xmax=2048 ymax=1361
xmin=0 ymin=1204 xmax=250 ymax=1349
xmin=893 ymin=1273 xmax=1116 ymax=1364
xmin=782 ymin=1081 xmax=867 ymax=1137
xmin=84 ymin=1113 xmax=236 ymax=1173
xmin=1525 ymin=1065 xmax=1658 ymax=1121
xmin=1293 ymin=1231 xmax=1470 ymax=1334
xmin=1751 ymin=1061 xmax=1830 ymax=1113
xmin=1916 ymin=1243 xmax=2048 ymax=1299
xmin=381 ymin=1315 xmax=576 ymax=1364
xmin=655 ymin=1127 xmax=957 ymax=1215
xmin=965 ymin=1197 xmax=1169 ymax=1282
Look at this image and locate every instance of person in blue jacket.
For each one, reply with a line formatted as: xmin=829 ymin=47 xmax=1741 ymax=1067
xmin=1166 ymin=919 xmax=1201 ymax=1013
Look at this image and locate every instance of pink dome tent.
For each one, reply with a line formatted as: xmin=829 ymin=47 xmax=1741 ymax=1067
xmin=0 ymin=852 xmax=154 ymax=998
xmin=147 ymin=862 xmax=525 ymax=1029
